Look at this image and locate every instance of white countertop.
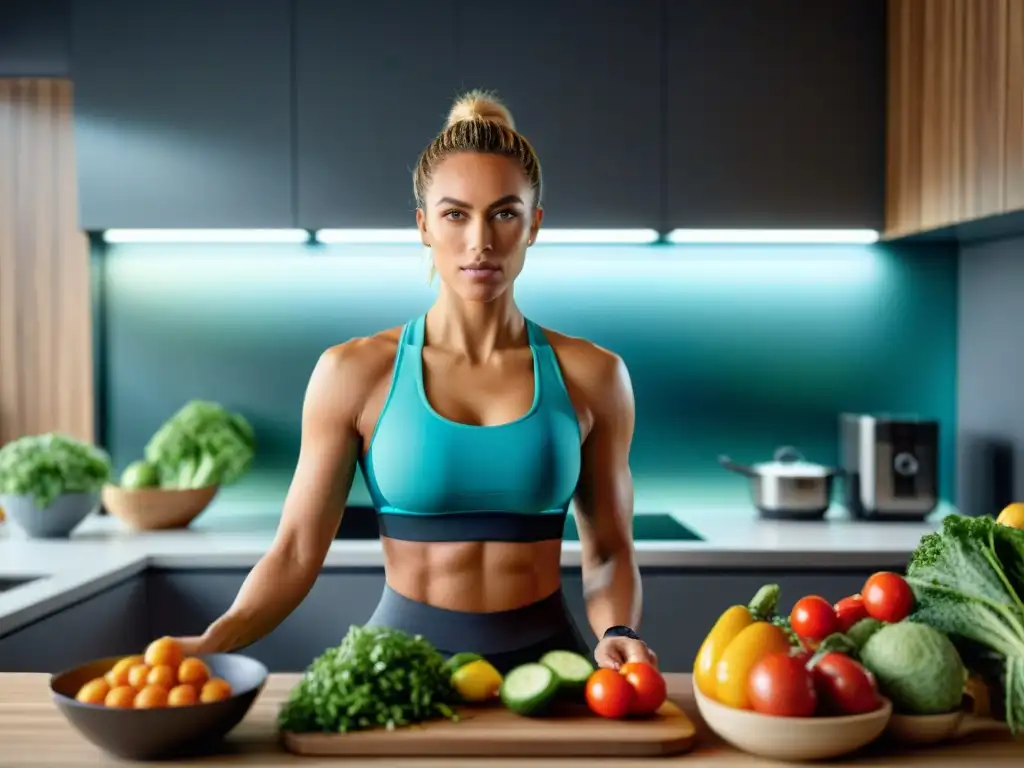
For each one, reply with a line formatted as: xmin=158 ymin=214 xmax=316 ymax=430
xmin=0 ymin=501 xmax=954 ymax=638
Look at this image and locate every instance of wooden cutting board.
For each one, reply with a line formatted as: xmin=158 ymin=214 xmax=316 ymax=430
xmin=281 ymin=699 xmax=696 ymax=757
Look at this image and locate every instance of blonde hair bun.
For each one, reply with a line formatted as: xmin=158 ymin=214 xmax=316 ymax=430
xmin=445 ymin=89 xmax=516 ymax=131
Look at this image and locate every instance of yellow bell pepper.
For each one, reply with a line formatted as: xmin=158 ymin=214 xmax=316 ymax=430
xmin=693 ymin=584 xmax=784 ymax=701
xmin=714 ymin=621 xmax=792 ymax=709
xmin=693 ymin=605 xmax=754 ymax=698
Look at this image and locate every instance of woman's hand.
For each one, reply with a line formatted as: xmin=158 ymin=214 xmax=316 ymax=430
xmin=594 ymin=635 xmax=658 ymax=670
xmin=171 ymin=635 xmax=210 ymax=657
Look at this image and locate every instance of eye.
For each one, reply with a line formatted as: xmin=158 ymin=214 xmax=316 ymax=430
xmin=443 ymin=209 xmax=465 ymax=221
xmin=494 ymin=210 xmax=519 ymax=221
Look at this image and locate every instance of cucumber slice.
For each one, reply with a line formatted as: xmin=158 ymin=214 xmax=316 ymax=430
xmin=499 ymin=663 xmax=561 ymax=716
xmin=539 ymin=650 xmax=595 ymax=688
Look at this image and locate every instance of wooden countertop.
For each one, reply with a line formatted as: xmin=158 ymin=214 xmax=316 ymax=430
xmin=0 ymin=672 xmax=1019 ymax=766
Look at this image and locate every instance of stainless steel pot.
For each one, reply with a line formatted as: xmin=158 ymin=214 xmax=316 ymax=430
xmin=718 ymin=446 xmax=840 ymax=520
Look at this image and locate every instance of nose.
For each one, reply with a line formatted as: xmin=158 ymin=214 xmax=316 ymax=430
xmin=467 ymin=217 xmax=493 ymax=254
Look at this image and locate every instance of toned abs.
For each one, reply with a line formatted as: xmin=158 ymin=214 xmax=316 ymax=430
xmin=347 ymin=325 xmax=595 ymax=613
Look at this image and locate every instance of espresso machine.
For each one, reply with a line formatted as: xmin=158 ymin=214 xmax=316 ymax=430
xmin=839 ymin=413 xmax=940 ymax=521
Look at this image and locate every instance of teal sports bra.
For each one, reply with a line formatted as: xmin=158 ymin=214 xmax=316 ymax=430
xmin=358 ymin=314 xmax=582 ymax=543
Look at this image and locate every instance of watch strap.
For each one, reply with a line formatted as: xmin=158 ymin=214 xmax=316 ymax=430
xmin=602 ymin=624 xmax=641 ymax=641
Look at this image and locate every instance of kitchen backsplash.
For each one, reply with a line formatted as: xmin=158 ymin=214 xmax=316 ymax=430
xmin=95 ymin=240 xmax=958 ymax=516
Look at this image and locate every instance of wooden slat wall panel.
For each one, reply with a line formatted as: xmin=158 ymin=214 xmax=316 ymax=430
xmin=885 ymin=0 xmax=1023 ymax=237
xmin=0 ymin=79 xmax=94 ymax=446
xmin=1006 ymin=0 xmax=1024 ymax=210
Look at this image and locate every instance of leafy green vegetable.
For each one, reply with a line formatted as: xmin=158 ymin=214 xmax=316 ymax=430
xmin=0 ymin=432 xmax=111 ymax=509
xmin=906 ymin=514 xmax=1024 ymax=734
xmin=139 ymin=400 xmax=256 ymax=489
xmin=858 ymin=621 xmax=967 ymax=715
xmin=278 ymin=625 xmax=460 ymax=734
xmin=120 ymin=459 xmax=159 ymax=489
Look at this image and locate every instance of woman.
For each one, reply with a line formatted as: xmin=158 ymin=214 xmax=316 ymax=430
xmin=176 ymin=90 xmax=658 ymax=674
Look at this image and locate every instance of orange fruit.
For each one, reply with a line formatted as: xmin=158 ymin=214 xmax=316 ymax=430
xmin=199 ymin=678 xmax=233 ymax=703
xmin=134 ymin=684 xmax=169 ymax=709
xmin=167 ymin=684 xmax=198 ymax=707
xmin=75 ymin=677 xmax=111 ymax=705
xmin=104 ymin=685 xmax=137 ymax=708
xmin=146 ymin=664 xmax=177 ymax=689
xmin=127 ymin=663 xmax=152 ymax=690
xmin=144 ymin=637 xmax=184 ymax=670
xmin=105 ymin=655 xmax=142 ymax=687
xmin=178 ymin=657 xmax=210 ymax=687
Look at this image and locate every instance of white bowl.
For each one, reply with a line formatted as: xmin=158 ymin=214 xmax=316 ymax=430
xmin=694 ymin=684 xmax=892 ymax=761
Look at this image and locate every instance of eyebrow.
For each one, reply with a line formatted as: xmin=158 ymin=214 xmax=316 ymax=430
xmin=435 ymin=194 xmax=524 ymax=209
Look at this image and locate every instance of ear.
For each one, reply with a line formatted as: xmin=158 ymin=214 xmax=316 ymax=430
xmin=528 ymin=207 xmax=544 ymax=246
xmin=416 ymin=208 xmax=430 ymax=247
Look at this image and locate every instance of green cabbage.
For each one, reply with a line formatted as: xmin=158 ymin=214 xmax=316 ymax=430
xmin=136 ymin=400 xmax=256 ymax=490
xmin=0 ymin=432 xmax=112 ymax=508
xmin=858 ymin=621 xmax=967 ymax=715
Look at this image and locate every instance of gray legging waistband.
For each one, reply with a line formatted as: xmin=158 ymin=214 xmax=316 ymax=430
xmin=365 ymin=583 xmax=583 ymax=656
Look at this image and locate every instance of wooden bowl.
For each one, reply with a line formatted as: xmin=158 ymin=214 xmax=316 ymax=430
xmin=101 ymin=484 xmax=218 ymax=530
xmin=694 ymin=684 xmax=892 ymax=761
xmin=51 ymin=653 xmax=267 ymax=761
xmin=886 ymin=708 xmax=966 ymax=745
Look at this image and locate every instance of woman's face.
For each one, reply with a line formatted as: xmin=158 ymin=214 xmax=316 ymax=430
xmin=417 ymin=152 xmax=542 ymax=303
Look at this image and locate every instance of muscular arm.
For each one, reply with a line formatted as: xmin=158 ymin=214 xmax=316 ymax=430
xmin=198 ymin=345 xmax=365 ymax=653
xmin=572 ymin=352 xmax=642 ymax=639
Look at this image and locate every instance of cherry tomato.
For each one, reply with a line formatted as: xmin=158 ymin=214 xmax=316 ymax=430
xmin=834 ymin=594 xmax=870 ymax=633
xmin=619 ymin=661 xmax=667 ymax=715
xmin=811 ymin=652 xmax=881 ymax=715
xmin=862 ymin=572 xmax=915 ymax=623
xmin=790 ymin=595 xmax=839 ymax=642
xmin=747 ymin=651 xmax=817 ymax=717
xmin=585 ymin=668 xmax=634 ymax=719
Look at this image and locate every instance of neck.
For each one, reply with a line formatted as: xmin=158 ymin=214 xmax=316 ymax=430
xmin=426 ymin=286 xmax=526 ymax=363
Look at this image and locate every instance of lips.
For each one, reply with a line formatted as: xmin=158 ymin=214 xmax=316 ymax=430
xmin=461 ymin=262 xmax=500 ymax=272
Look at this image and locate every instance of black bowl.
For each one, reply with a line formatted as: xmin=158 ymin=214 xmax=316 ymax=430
xmin=50 ymin=653 xmax=268 ymax=761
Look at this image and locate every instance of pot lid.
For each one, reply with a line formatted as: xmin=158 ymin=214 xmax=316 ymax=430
xmin=752 ymin=446 xmax=831 ymax=477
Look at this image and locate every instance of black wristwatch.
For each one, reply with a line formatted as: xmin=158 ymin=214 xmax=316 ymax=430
xmin=602 ymin=624 xmax=641 ymax=641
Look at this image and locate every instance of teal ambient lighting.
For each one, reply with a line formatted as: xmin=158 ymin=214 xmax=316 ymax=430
xmin=96 ymin=239 xmax=957 ymax=518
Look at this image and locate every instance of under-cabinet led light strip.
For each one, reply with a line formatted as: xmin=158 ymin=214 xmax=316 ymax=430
xmin=101 ymin=229 xmax=311 ymax=244
xmin=666 ymin=229 xmax=880 ymax=245
xmin=314 ymin=228 xmax=662 ymax=245
xmin=99 ymin=228 xmax=881 ymax=246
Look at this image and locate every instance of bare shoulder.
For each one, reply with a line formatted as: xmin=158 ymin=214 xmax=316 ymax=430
xmin=303 ymin=326 xmax=403 ymax=423
xmin=542 ymin=328 xmax=634 ymax=417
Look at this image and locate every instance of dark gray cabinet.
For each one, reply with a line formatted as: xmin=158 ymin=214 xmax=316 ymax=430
xmin=664 ymin=0 xmax=885 ymax=230
xmin=0 ymin=0 xmax=71 ymax=77
xmin=293 ymin=1 xmax=459 ymax=229
xmin=147 ymin=567 xmax=874 ymax=674
xmin=70 ymin=0 xmax=294 ymax=229
xmin=0 ymin=577 xmax=148 ymax=673
xmin=147 ymin=569 xmax=388 ymax=673
xmin=456 ymin=0 xmax=662 ymax=230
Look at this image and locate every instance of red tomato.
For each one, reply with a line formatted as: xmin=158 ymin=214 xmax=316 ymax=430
xmin=585 ymin=668 xmax=635 ymax=719
xmin=790 ymin=595 xmax=839 ymax=642
xmin=747 ymin=651 xmax=817 ymax=717
xmin=811 ymin=652 xmax=881 ymax=715
xmin=834 ymin=594 xmax=870 ymax=633
xmin=862 ymin=572 xmax=915 ymax=623
xmin=619 ymin=661 xmax=667 ymax=715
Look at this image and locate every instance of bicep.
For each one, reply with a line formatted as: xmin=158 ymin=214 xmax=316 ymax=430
xmin=573 ymin=354 xmax=636 ymax=561
xmin=276 ymin=349 xmax=363 ymax=567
